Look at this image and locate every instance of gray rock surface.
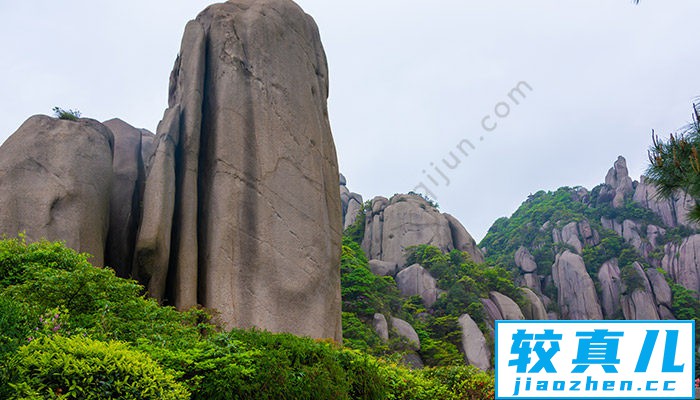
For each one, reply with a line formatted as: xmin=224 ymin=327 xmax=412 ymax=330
xmin=552 ymin=251 xmax=603 ymax=319
xmin=444 ymin=213 xmax=485 ymax=263
xmin=396 ymin=264 xmax=440 ymax=307
xmin=481 ymin=298 xmax=503 ymax=328
xmin=339 ymin=174 xmax=363 ymax=230
xmin=136 ymin=0 xmax=342 ymax=340
xmin=520 ymin=288 xmax=547 ymax=320
xmin=368 ymin=259 xmax=397 ymax=277
xmin=520 ymin=273 xmax=541 ymax=293
xmin=515 ymin=246 xmax=538 ymax=273
xmin=604 ymin=156 xmax=635 ymax=208
xmin=633 ymin=175 xmax=698 ymax=228
xmin=598 ymin=259 xmax=622 ymax=319
xmin=373 ymin=313 xmax=389 ymax=342
xmin=0 ymin=115 xmax=114 ymax=267
xmin=362 ymin=194 xmax=484 ymax=266
xmin=662 ymin=234 xmax=700 ymax=295
xmin=458 ymin=313 xmax=491 ymax=370
xmin=390 ymin=317 xmax=420 ymax=350
xmin=489 ymin=291 xmax=524 ymax=320
xmin=103 ymin=118 xmax=150 ymax=277
xmin=554 ymin=221 xmax=583 ymax=254
xmin=645 ymin=268 xmax=672 ymax=308
xmin=621 ymin=262 xmax=660 ymax=320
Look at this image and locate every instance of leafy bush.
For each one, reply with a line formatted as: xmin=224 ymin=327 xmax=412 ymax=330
xmin=52 ymin=106 xmax=81 ymax=121
xmin=4 ymin=335 xmax=188 ymax=399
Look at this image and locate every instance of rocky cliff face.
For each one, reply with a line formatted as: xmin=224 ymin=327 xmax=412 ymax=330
xmin=0 ymin=0 xmax=343 ymax=341
xmin=0 ymin=116 xmax=114 ymax=266
xmin=134 ymin=0 xmax=342 ymax=340
xmin=361 ymin=194 xmax=484 ymax=267
xmin=482 ymin=155 xmax=700 ymax=326
xmin=340 ymin=174 xmax=363 ymax=230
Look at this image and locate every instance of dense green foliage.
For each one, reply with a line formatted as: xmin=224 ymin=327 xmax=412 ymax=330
xmin=0 ymin=236 xmax=495 ymax=399
xmin=6 ymin=336 xmax=189 ymax=399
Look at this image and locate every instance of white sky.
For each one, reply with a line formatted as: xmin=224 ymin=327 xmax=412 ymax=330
xmin=1 ymin=1 xmax=699 ymax=241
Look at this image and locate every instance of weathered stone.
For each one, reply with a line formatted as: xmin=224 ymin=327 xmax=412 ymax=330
xmin=481 ymin=298 xmax=503 ymax=329
xmin=605 ymin=156 xmax=634 ymax=208
xmin=633 ymin=176 xmax=699 ymax=228
xmin=373 ymin=313 xmax=389 ymax=342
xmin=0 ymin=115 xmax=113 ymax=266
xmin=344 ymin=198 xmax=363 ymax=230
xmin=489 ymin=291 xmax=524 ymax=320
xmin=646 ymin=225 xmax=666 ymax=248
xmin=458 ymin=313 xmax=491 ymax=370
xmin=396 ymin=264 xmax=439 ymax=307
xmin=621 ymin=262 xmax=659 ymax=320
xmin=515 ymin=246 xmax=538 ymax=273
xmin=645 ymin=268 xmax=672 ymax=308
xmin=560 ymin=221 xmax=583 ymax=254
xmin=658 ymin=305 xmax=676 ymax=320
xmin=552 ymin=251 xmax=603 ymax=319
xmin=103 ymin=118 xmax=148 ymax=277
xmin=444 ymin=213 xmax=485 ymax=263
xmin=578 ymin=219 xmax=600 ymax=246
xmin=661 ymin=234 xmax=700 ymax=295
xmin=137 ymin=0 xmax=342 ymax=340
xmin=598 ymin=259 xmax=622 ymax=319
xmin=520 ymin=288 xmax=547 ymax=320
xmin=368 ymin=259 xmax=397 ymax=277
xmin=390 ymin=317 xmax=420 ymax=350
xmin=521 ymin=273 xmax=541 ymax=294
xmin=134 ymin=106 xmax=180 ymax=301
xmin=401 ymin=353 xmax=424 ymax=369
xmin=621 ymin=219 xmax=643 ymax=253
xmin=362 ymin=194 xmax=483 ymax=266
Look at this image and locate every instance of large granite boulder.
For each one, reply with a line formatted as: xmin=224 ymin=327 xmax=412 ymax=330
xmin=621 ymin=262 xmax=660 ymax=320
xmin=520 ymin=288 xmax=547 ymax=320
xmin=339 ymin=174 xmax=363 ymax=230
xmin=135 ymin=0 xmax=342 ymax=340
xmin=515 ymin=246 xmax=537 ymax=273
xmin=489 ymin=291 xmax=524 ymax=320
xmin=390 ymin=317 xmax=420 ymax=350
xmin=368 ymin=259 xmax=397 ymax=277
xmin=604 ymin=156 xmax=635 ymax=208
xmin=598 ymin=259 xmax=622 ymax=319
xmin=645 ymin=268 xmax=672 ymax=308
xmin=395 ymin=263 xmax=439 ymax=307
xmin=552 ymin=251 xmax=603 ymax=319
xmin=102 ymin=118 xmax=152 ymax=277
xmin=0 ymin=115 xmax=114 ymax=266
xmin=373 ymin=313 xmax=389 ymax=342
xmin=362 ymin=194 xmax=484 ymax=266
xmin=458 ymin=313 xmax=491 ymax=370
xmin=661 ymin=234 xmax=700 ymax=295
xmin=633 ymin=176 xmax=698 ymax=229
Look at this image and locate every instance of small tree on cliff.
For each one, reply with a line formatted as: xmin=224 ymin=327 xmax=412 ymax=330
xmin=646 ymin=103 xmax=700 ymax=222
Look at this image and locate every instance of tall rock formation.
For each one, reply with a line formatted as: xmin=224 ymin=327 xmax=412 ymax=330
xmin=0 ymin=115 xmax=114 ymax=266
xmin=340 ymin=174 xmax=363 ymax=230
xmin=662 ymin=234 xmax=700 ymax=296
xmin=552 ymin=250 xmax=603 ymax=319
xmin=102 ymin=118 xmax=154 ymax=277
xmin=134 ymin=0 xmax=342 ymax=340
xmin=361 ymin=194 xmax=484 ymax=267
xmin=602 ymin=156 xmax=635 ymax=208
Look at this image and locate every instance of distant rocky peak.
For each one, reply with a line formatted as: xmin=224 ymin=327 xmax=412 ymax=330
xmin=603 ymin=155 xmax=635 ymax=208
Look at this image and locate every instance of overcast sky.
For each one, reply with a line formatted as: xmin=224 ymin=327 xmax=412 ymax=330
xmin=1 ymin=1 xmax=699 ymax=241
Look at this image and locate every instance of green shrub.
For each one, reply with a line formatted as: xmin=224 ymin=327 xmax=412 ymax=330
xmin=0 ymin=235 xmax=92 ymax=288
xmin=52 ymin=106 xmax=81 ymax=121
xmin=5 ymin=335 xmax=188 ymax=399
